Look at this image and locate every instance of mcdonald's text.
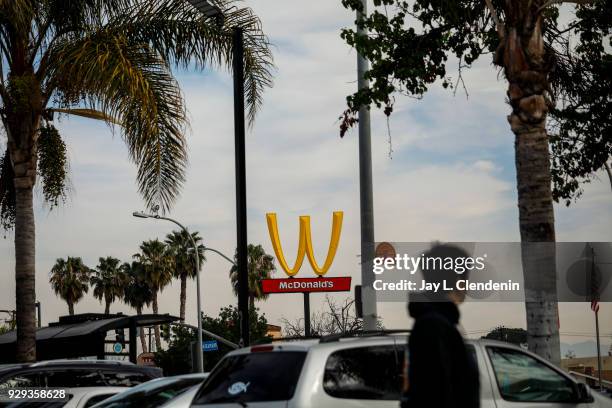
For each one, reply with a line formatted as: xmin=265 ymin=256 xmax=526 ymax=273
xmin=262 ymin=277 xmax=352 ymax=294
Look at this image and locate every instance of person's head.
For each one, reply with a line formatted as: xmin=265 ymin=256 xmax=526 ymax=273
xmin=421 ymin=243 xmax=472 ymax=304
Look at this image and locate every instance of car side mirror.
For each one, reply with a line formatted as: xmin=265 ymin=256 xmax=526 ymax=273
xmin=574 ymin=383 xmax=594 ymax=403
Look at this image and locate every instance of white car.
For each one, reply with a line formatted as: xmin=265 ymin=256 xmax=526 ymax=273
xmin=2 ymin=387 xmax=126 ymax=408
xmin=183 ymin=334 xmax=611 ymax=407
xmin=64 ymin=387 xmax=127 ymax=408
xmin=92 ymin=373 xmax=209 ymax=408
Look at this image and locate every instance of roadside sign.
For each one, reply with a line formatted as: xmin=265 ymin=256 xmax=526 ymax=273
xmin=375 ymin=242 xmax=396 ymax=260
xmin=262 ymin=277 xmax=351 ymax=294
xmin=203 ymin=340 xmax=219 ymax=352
xmin=112 ymin=342 xmax=123 ymax=354
xmin=137 ymin=352 xmax=156 ymax=367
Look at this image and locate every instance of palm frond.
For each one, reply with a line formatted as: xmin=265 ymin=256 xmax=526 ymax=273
xmin=46 ymin=30 xmax=187 ymax=213
xmin=50 ymin=108 xmax=121 ymax=125
xmin=105 ymin=0 xmax=274 ymax=125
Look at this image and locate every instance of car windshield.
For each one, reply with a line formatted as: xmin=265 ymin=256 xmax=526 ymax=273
xmin=92 ymin=376 xmax=206 ymax=408
xmin=193 ymin=351 xmax=306 ymax=404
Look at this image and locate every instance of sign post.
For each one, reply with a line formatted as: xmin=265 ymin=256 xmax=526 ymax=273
xmin=303 ymin=293 xmax=311 ymax=337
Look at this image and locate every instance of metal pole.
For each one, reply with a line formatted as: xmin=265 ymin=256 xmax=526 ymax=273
xmin=35 ymin=302 xmax=41 ymax=328
xmin=128 ymin=322 xmax=137 ymax=363
xmin=176 ymin=322 xmax=240 ymax=349
xmin=357 ymin=0 xmax=377 ymax=331
xmin=191 ymin=231 xmax=203 ymax=371
xmin=596 ymin=308 xmax=603 ymax=390
xmin=148 ymin=215 xmax=204 ymax=372
xmin=303 ymin=293 xmax=311 ymax=337
xmin=593 ymin=246 xmax=603 ymax=390
xmin=233 ymin=26 xmax=249 ymax=347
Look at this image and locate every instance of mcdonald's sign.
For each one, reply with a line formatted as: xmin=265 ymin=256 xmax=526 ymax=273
xmin=263 ymin=211 xmax=351 ymax=294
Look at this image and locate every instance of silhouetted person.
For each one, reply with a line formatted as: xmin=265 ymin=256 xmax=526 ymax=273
xmin=401 ymin=244 xmax=479 ymax=408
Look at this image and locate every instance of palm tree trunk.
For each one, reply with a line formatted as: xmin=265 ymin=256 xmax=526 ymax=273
xmin=104 ymin=299 xmax=111 ymax=315
xmin=513 ymin=118 xmax=560 ymax=365
xmin=152 ymin=295 xmax=162 ymax=350
xmin=136 ymin=307 xmax=147 ymax=353
xmin=14 ymin=185 xmax=37 ymax=362
xmin=495 ymin=5 xmax=560 ymax=366
xmin=249 ymin=295 xmax=255 ymax=311
xmin=180 ymin=275 xmax=187 ymax=322
xmin=68 ymin=300 xmax=74 ymax=315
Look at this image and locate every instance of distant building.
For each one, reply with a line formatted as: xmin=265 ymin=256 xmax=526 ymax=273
xmin=266 ymin=324 xmax=282 ymax=339
xmin=561 ymin=355 xmax=612 ymax=383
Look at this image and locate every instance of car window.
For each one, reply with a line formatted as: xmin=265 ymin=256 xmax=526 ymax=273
xmin=487 ymin=347 xmax=576 ymax=402
xmin=44 ymin=370 xmax=106 ymax=387
xmin=94 ymin=377 xmax=206 ymax=408
xmin=324 ymin=345 xmax=404 ymax=400
xmin=193 ymin=351 xmax=307 ymax=404
xmin=83 ymin=393 xmax=116 ymax=407
xmin=0 ymin=372 xmax=44 ymax=389
xmin=98 ymin=371 xmax=151 ymax=387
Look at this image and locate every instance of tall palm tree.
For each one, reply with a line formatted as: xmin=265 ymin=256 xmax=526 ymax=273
xmin=49 ymin=257 xmax=91 ymax=315
xmin=91 ymin=256 xmax=127 ymax=314
xmin=0 ymin=1 xmax=273 ymax=362
xmin=165 ymin=229 xmax=205 ymax=322
xmin=122 ymin=261 xmax=153 ymax=353
xmin=230 ymin=244 xmax=275 ymax=310
xmin=134 ymin=239 xmax=173 ymax=350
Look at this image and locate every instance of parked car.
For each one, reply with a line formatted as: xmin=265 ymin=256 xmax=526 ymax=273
xmin=0 ymin=360 xmax=162 ymax=390
xmin=159 ymin=385 xmax=201 ymax=408
xmin=91 ymin=373 xmax=209 ymax=408
xmin=1 ymin=387 xmax=125 ymax=408
xmin=185 ymin=334 xmax=610 ymax=407
xmin=63 ymin=387 xmax=127 ymax=408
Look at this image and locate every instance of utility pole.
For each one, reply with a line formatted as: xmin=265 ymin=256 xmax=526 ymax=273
xmin=357 ymin=0 xmax=377 ymax=331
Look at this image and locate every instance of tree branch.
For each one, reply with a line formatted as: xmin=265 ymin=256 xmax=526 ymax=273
xmin=605 ymin=161 xmax=612 ymax=193
xmin=483 ymin=0 xmax=504 ymax=37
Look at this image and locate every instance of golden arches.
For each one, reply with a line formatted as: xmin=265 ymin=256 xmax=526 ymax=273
xmin=266 ymin=212 xmax=343 ymax=277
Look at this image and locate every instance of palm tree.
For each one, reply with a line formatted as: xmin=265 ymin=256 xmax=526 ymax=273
xmin=122 ymin=261 xmax=153 ymax=353
xmin=91 ymin=257 xmax=127 ymax=314
xmin=484 ymin=0 xmax=561 ymax=365
xmin=134 ymin=239 xmax=173 ymax=350
xmin=230 ymin=244 xmax=275 ymax=310
xmin=49 ymin=257 xmax=91 ymax=315
xmin=0 ymin=1 xmax=273 ymax=362
xmin=165 ymin=229 xmax=205 ymax=322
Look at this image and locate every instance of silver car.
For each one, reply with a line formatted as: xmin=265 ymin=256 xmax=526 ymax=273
xmin=187 ymin=334 xmax=610 ymax=408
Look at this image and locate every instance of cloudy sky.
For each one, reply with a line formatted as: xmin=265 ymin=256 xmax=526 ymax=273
xmin=0 ymin=0 xmax=610 ymax=349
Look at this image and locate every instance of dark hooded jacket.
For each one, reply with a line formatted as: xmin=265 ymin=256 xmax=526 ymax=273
xmin=402 ymin=300 xmax=480 ymax=408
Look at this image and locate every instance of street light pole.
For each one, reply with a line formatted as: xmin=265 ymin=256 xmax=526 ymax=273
xmin=186 ymin=0 xmax=250 ymax=347
xmin=132 ymin=212 xmax=204 ymax=372
xmin=232 ymin=26 xmax=250 ymax=348
xmin=356 ymin=0 xmax=378 ymax=331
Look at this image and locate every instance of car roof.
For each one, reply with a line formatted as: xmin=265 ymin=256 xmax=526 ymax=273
xmin=29 ymin=359 xmax=135 ymax=367
xmin=0 ymin=359 xmax=161 ymax=377
xmin=225 ymin=336 xmax=527 ymax=357
xmin=227 ymin=334 xmax=409 ymax=356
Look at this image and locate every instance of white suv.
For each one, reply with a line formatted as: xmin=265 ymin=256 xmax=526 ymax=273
xmin=188 ymin=333 xmax=610 ymax=407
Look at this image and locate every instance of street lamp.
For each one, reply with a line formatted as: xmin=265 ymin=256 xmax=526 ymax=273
xmin=132 ymin=211 xmax=205 ymax=372
xmin=186 ymin=0 xmax=250 ymax=347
